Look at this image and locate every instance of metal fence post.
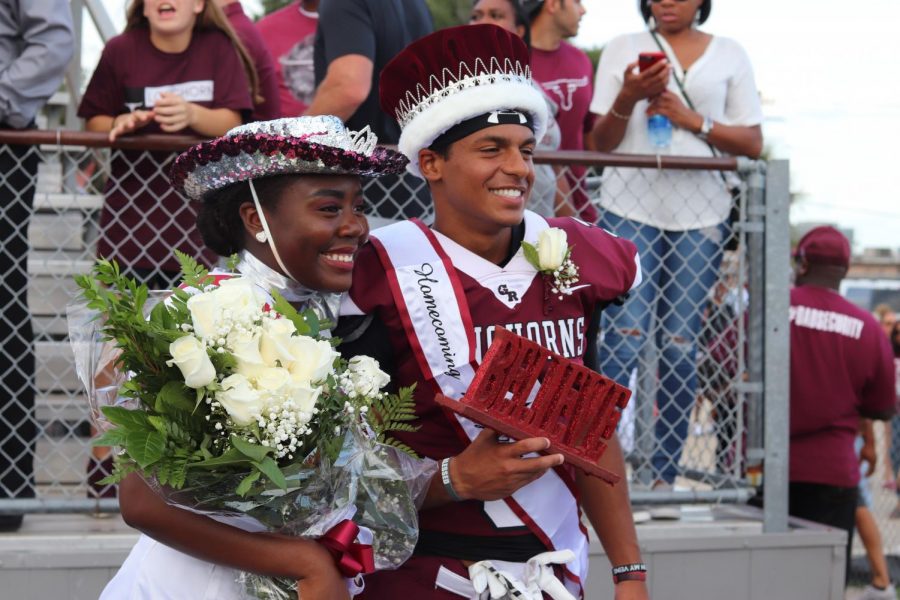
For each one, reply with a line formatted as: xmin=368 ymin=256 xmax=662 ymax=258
xmin=762 ymin=159 xmax=791 ymax=533
xmin=83 ymin=0 xmax=118 ymax=42
xmin=634 ymin=340 xmax=659 ymax=486
xmin=743 ymin=159 xmax=766 ymax=488
xmin=64 ymin=1 xmax=83 ymax=128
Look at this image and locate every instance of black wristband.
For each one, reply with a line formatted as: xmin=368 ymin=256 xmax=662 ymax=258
xmin=612 ymin=562 xmax=647 ymax=584
xmin=440 ymin=458 xmax=461 ymax=501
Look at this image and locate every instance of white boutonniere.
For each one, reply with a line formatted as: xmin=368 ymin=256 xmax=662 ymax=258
xmin=522 ymin=227 xmax=580 ymax=301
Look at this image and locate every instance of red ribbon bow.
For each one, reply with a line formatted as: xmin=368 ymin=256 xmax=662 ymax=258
xmin=319 ymin=520 xmax=376 ymax=578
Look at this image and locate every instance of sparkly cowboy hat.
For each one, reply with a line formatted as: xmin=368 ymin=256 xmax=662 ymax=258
xmin=171 ymin=116 xmax=408 ymax=200
xmin=379 ymin=24 xmax=549 ymax=177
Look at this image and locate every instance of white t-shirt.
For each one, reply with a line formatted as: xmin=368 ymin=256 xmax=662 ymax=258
xmin=590 ymin=31 xmax=763 ymax=231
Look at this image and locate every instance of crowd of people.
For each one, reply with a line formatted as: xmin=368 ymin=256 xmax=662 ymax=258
xmin=80 ymin=0 xmax=764 ymax=497
xmin=1 ymin=0 xmax=897 ymax=598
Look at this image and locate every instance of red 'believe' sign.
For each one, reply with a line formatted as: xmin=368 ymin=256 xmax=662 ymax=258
xmin=435 ymin=327 xmax=631 ymax=484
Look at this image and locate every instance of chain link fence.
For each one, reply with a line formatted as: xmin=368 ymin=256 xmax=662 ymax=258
xmin=0 ymin=131 xmax=789 ymax=528
xmin=364 ymin=150 xmax=777 ymax=509
xmin=849 ymin=421 xmax=900 ymax=585
xmin=0 ymin=131 xmax=201 ymax=514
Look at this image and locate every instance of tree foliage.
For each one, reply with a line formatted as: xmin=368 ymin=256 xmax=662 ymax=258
xmin=582 ymin=46 xmax=603 ymax=73
xmin=261 ymin=0 xmax=292 ymax=16
xmin=426 ymin=0 xmax=471 ymax=30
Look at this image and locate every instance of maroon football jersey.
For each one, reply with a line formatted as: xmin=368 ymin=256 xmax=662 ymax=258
xmin=344 ymin=213 xmax=640 ymax=538
xmin=789 ymin=285 xmax=896 ymax=488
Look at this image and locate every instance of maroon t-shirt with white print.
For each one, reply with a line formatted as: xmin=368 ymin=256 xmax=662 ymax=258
xmin=78 ymin=27 xmax=252 ymax=274
xmin=531 ymin=42 xmax=597 ymax=223
xmin=789 ymin=285 xmax=896 ymax=488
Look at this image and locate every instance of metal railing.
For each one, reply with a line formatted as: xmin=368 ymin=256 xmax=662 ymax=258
xmin=0 ymin=130 xmax=790 ymax=533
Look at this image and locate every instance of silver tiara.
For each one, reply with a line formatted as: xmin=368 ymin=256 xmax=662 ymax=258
xmin=394 ymin=57 xmax=533 ymax=128
xmin=228 ymin=116 xmax=378 ymax=157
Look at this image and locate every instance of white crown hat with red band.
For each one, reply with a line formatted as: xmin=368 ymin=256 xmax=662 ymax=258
xmin=380 ymin=24 xmax=548 ymax=178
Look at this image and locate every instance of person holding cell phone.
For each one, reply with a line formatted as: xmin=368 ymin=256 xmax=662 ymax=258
xmin=587 ymin=0 xmax=763 ymax=505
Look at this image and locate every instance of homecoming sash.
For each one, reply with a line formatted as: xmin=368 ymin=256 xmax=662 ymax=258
xmin=369 ymin=218 xmax=588 ymax=594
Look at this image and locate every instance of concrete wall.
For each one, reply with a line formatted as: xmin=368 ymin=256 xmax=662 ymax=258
xmin=586 ymin=506 xmax=846 ymax=600
xmin=0 ymin=508 xmax=846 ymax=599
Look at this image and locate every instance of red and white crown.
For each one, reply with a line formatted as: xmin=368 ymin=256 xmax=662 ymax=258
xmin=380 ymin=24 xmax=548 ymax=177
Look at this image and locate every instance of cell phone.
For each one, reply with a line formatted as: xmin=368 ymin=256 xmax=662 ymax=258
xmin=638 ymin=52 xmax=666 ymax=72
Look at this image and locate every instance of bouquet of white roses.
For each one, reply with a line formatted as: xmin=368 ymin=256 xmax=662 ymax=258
xmin=68 ymin=253 xmax=432 ymax=599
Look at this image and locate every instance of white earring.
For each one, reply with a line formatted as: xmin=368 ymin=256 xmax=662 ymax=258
xmin=255 ymin=231 xmax=267 ymax=243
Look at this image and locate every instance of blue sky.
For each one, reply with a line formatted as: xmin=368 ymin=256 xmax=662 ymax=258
xmin=92 ymin=0 xmax=900 ymax=249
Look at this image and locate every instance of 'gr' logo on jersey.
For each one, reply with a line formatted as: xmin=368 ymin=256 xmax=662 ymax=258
xmin=497 ymin=284 xmax=519 ymax=303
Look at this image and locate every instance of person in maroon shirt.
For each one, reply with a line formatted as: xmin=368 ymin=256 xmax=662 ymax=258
xmin=524 ymin=0 xmax=597 ymax=223
xmin=79 ymin=0 xmax=256 ymax=496
xmin=256 ymin=1 xmax=319 ymax=116
xmin=215 ymin=0 xmax=281 ymax=120
xmin=78 ymin=0 xmax=256 ymax=282
xmin=468 ymin=0 xmax=575 ymax=218
xmin=788 ymin=225 xmax=896 ymax=586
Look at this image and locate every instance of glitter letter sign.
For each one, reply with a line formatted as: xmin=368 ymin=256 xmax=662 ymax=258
xmin=435 ymin=328 xmax=630 ymax=484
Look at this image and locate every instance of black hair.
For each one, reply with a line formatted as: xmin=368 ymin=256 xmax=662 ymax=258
xmin=428 ymin=139 xmax=453 ymax=160
xmin=640 ymin=0 xmax=711 ymax=25
xmin=522 ymin=0 xmax=545 ymax=22
xmin=471 ymin=0 xmax=532 ymax=47
xmin=195 ymin=175 xmax=297 ymax=257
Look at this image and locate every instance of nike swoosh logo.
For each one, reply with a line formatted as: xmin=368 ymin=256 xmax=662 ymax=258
xmin=568 ymin=284 xmax=592 ymax=292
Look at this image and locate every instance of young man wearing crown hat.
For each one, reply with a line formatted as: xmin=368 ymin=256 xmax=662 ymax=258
xmin=338 ymin=24 xmax=648 ymax=599
xmin=787 ymin=226 xmax=895 ymax=590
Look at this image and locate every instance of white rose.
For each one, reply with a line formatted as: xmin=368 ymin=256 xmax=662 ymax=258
xmin=290 ymin=382 xmax=322 ymax=415
xmin=235 ymin=361 xmax=266 ymax=382
xmin=227 ymin=329 xmax=264 ymax=366
xmin=218 ymin=373 xmax=265 ymax=426
xmin=228 ymin=329 xmax=262 ymax=381
xmin=259 ymin=317 xmax=297 ymax=366
xmin=213 ymin=278 xmax=266 ymax=323
xmin=347 ymin=355 xmax=390 ymax=397
xmin=286 ymin=336 xmax=339 ymax=384
xmin=167 ymin=335 xmax=217 ymax=389
xmin=186 ymin=291 xmax=220 ymax=339
xmin=256 ymin=367 xmax=292 ymax=397
xmin=536 ymin=227 xmax=568 ymax=271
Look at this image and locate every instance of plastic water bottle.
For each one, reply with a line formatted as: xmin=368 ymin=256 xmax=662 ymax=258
xmin=647 ymin=114 xmax=672 ymax=149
